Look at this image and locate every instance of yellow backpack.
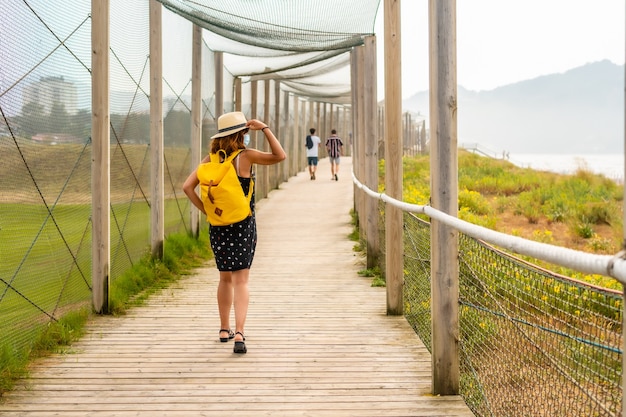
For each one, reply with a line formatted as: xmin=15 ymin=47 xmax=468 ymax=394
xmin=196 ymin=149 xmax=253 ymax=226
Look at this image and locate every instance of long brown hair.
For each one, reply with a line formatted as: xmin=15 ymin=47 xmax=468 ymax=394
xmin=210 ymin=128 xmax=248 ymax=155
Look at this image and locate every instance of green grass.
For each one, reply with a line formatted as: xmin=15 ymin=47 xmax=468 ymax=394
xmin=109 ymin=231 xmax=211 ymax=314
xmin=358 ymin=267 xmax=385 ymax=287
xmin=390 ymin=151 xmax=624 ymax=289
xmin=349 ymin=209 xmax=386 ymax=287
xmin=0 ymin=199 xmax=192 ymax=345
xmin=394 ymin=151 xmax=623 ymax=234
xmin=0 ymin=307 xmax=91 ymax=395
xmin=0 ymin=142 xmax=206 ymax=395
xmin=0 ymin=230 xmax=212 ymax=396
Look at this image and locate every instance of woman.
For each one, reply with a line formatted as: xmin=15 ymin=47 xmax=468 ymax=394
xmin=183 ymin=111 xmax=286 ymax=354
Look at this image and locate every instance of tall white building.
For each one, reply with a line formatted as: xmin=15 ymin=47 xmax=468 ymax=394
xmin=22 ymin=76 xmax=78 ymax=115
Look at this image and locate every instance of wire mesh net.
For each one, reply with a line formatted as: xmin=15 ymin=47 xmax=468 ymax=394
xmin=1 ymin=0 xmax=351 ymax=366
xmin=0 ymin=0 xmax=217 ymax=362
xmin=403 ymin=213 xmax=623 ymax=417
xmin=1 ymin=0 xmax=95 ymax=355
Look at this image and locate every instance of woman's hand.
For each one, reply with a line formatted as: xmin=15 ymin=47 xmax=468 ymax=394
xmin=246 ymin=119 xmax=268 ymax=131
xmin=241 ymin=120 xmax=286 ymax=165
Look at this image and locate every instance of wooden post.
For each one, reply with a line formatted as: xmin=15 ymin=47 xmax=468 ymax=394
xmin=404 ymin=112 xmax=409 ymax=154
xmin=354 ymin=44 xmax=366 ymax=238
xmin=350 ymin=48 xmax=361 ymax=229
xmin=343 ymin=107 xmax=351 ymax=157
xmin=300 ymin=99 xmax=306 ymax=173
xmin=274 ymin=80 xmax=281 ymax=138
xmin=214 ymin=51 xmax=223 ymax=118
xmin=234 ymin=77 xmax=242 ymax=111
xmin=260 ymin=79 xmax=271 ymax=198
xmin=329 ymin=103 xmax=335 ymax=138
xmin=321 ymin=102 xmax=327 ymax=145
xmin=429 ymin=0 xmax=459 ymax=395
xmin=302 ymin=99 xmax=308 ymax=173
xmin=622 ymin=24 xmax=626 ymax=417
xmin=149 ymin=0 xmax=164 ymax=260
xmin=308 ymin=100 xmax=314 ymax=139
xmin=384 ymin=0 xmax=403 ymax=315
xmin=420 ymin=120 xmax=426 ymax=154
xmin=273 ymin=81 xmax=281 ymax=188
xmin=379 ymin=106 xmax=385 ymax=159
xmin=293 ymin=94 xmax=300 ymax=176
xmin=350 ymin=50 xmax=357 ymax=168
xmin=363 ymin=35 xmax=379 ymax=270
xmin=282 ymin=90 xmax=290 ymax=181
xmin=316 ymin=102 xmax=321 ymax=141
xmin=251 ymin=80 xmax=258 ymax=149
xmin=91 ymin=0 xmax=110 ymax=314
xmin=190 ymin=24 xmax=202 ymax=238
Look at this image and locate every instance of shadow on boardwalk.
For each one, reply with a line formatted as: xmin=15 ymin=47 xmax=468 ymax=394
xmin=0 ymin=157 xmax=473 ymax=416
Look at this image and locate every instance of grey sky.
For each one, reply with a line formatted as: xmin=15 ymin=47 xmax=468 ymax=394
xmin=375 ymin=0 xmax=626 ymax=97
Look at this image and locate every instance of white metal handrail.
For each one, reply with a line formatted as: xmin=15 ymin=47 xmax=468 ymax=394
xmin=352 ymin=171 xmax=626 ymax=285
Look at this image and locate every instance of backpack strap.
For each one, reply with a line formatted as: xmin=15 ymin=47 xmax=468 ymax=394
xmin=205 ymin=149 xmax=244 ymax=204
xmin=234 ymin=151 xmax=254 ymax=201
xmin=234 ymin=151 xmax=241 ymax=177
xmin=209 ymin=149 xmax=242 ymax=164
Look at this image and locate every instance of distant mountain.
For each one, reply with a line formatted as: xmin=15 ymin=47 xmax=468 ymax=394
xmin=402 ymin=60 xmax=624 ymax=154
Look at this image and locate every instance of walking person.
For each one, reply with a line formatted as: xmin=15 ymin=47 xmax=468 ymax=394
xmin=182 ymin=111 xmax=286 ymax=354
xmin=305 ymin=128 xmax=321 ymax=180
xmin=325 ymin=129 xmax=343 ymax=181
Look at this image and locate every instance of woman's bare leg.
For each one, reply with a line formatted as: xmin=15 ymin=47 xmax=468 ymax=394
xmin=232 ymin=268 xmax=250 ymax=341
xmin=217 ymin=272 xmax=233 ymax=336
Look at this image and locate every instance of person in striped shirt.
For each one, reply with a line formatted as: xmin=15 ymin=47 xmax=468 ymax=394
xmin=325 ymin=129 xmax=344 ymax=181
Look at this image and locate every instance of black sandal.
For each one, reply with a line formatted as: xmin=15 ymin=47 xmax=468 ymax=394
xmin=219 ymin=329 xmax=235 ymax=343
xmin=233 ymin=332 xmax=247 ymax=354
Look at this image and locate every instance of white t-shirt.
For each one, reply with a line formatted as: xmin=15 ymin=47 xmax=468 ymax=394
xmin=306 ymin=135 xmax=321 ymax=157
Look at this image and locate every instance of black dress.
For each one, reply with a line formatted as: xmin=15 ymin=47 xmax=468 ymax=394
xmin=209 ymin=176 xmax=257 ymax=272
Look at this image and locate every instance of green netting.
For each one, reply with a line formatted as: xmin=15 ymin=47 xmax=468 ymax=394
xmin=0 ymin=0 xmax=222 ymax=365
xmin=157 ymin=0 xmax=380 ymax=52
xmin=0 ymin=0 xmax=95 ymax=357
xmin=158 ymin=0 xmax=380 ymax=103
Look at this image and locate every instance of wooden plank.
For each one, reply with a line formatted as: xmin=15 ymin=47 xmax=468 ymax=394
xmin=428 ymin=0 xmax=460 ymax=395
xmin=363 ymin=35 xmax=379 ymax=269
xmin=149 ymin=0 xmax=164 ymax=259
xmin=90 ymin=0 xmax=110 ymax=314
xmin=0 ymin=158 xmax=473 ymax=417
xmin=189 ymin=23 xmax=202 ymax=237
xmin=214 ymin=51 xmax=223 ymax=118
xmin=384 ymin=0 xmax=404 ymax=315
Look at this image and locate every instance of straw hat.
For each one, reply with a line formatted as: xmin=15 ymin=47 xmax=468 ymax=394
xmin=211 ymin=111 xmax=248 ymax=139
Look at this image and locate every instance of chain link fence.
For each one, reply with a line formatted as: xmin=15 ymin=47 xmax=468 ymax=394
xmin=0 ymin=0 xmax=338 ymax=374
xmin=0 ymin=0 xmax=221 ymax=366
xmin=403 ymin=213 xmax=622 ymax=417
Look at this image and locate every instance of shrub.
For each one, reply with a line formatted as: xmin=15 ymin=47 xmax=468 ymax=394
xmin=571 ymin=218 xmax=595 ymax=239
xmin=579 ymin=202 xmax=618 ymax=226
xmin=110 ymin=231 xmax=211 ymax=314
xmin=459 ymin=189 xmax=491 ymax=216
xmin=587 ymin=235 xmax=614 ymax=253
xmin=532 ymin=229 xmax=554 ymax=244
xmin=459 ymin=207 xmax=497 ymax=230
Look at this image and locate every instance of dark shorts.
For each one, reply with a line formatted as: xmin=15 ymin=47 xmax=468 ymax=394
xmin=307 ymin=156 xmax=318 ymax=166
xmin=209 ymin=216 xmax=257 ymax=271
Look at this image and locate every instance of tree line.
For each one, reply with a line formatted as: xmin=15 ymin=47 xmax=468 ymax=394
xmin=12 ymin=101 xmax=191 ymax=147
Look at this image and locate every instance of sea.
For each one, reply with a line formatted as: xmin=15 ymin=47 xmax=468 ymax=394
xmin=509 ymin=153 xmax=624 ymax=184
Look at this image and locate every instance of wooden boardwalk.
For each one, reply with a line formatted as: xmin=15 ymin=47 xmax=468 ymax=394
xmin=0 ymin=157 xmax=473 ymax=416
